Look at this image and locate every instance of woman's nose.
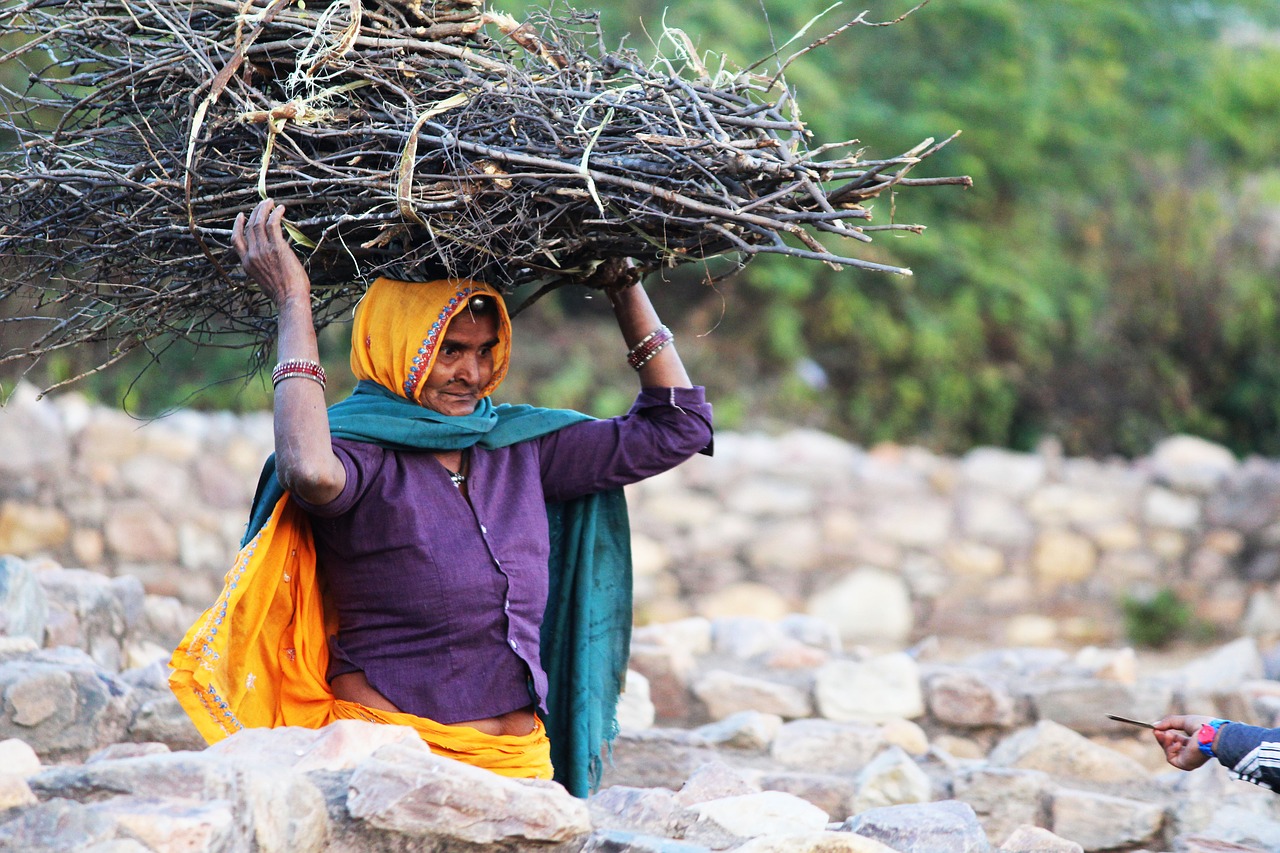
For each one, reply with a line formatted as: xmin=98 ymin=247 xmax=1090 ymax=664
xmin=454 ymin=353 xmax=478 ymax=383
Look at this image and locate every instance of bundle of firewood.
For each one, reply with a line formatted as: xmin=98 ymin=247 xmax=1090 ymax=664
xmin=0 ymin=0 xmax=967 ymax=383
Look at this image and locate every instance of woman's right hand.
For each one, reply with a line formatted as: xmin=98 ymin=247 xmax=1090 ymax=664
xmin=231 ymin=198 xmax=311 ymax=307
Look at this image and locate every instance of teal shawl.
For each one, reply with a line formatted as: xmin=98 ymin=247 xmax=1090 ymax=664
xmin=243 ymin=380 xmax=632 ymax=797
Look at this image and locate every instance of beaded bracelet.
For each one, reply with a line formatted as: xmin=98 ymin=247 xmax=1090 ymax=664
xmin=271 ymin=358 xmax=327 ymax=390
xmin=627 ymin=325 xmax=674 ymax=370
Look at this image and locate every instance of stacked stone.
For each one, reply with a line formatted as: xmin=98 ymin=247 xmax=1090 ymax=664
xmin=0 ymin=384 xmax=272 ymax=608
xmin=626 ymin=428 xmax=1280 ymax=649
xmin=5 ymin=382 xmax=1280 ymax=648
xmin=5 ymin=553 xmax=1280 ymax=850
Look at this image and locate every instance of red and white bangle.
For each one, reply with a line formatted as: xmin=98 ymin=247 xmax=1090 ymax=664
xmin=627 ymin=325 xmax=673 ymax=370
xmin=271 ymin=358 xmax=327 ymax=390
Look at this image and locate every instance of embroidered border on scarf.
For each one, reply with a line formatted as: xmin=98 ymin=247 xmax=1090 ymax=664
xmin=403 ymin=287 xmax=475 ymax=400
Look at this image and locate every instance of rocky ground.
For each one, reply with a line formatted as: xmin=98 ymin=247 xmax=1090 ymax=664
xmin=7 ymin=385 xmax=1280 ymax=850
xmin=3 ymin=554 xmax=1280 ymax=852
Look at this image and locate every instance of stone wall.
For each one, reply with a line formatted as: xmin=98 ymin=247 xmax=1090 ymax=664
xmin=3 ymin=382 xmax=1280 ymax=648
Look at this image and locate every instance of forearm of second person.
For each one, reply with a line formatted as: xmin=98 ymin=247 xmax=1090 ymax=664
xmin=609 ymin=283 xmax=691 ymax=388
xmin=272 ymin=296 xmax=346 ymax=504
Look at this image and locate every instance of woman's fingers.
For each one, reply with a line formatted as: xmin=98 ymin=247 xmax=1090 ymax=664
xmin=231 ymin=212 xmax=248 ymax=257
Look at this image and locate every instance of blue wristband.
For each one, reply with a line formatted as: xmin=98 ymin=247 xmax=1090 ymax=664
xmin=1197 ymin=719 xmax=1229 ymax=757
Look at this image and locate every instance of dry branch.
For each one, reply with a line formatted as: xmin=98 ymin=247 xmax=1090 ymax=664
xmin=0 ymin=0 xmax=970 ymax=382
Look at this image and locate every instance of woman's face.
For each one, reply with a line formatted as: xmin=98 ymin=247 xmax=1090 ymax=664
xmin=415 ymin=311 xmax=499 ymax=415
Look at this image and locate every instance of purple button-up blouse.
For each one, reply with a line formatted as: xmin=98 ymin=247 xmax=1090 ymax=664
xmin=294 ymin=386 xmax=712 ymax=725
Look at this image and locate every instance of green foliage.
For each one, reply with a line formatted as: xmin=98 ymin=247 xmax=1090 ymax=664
xmin=571 ymin=0 xmax=1280 ymax=456
xmin=1122 ymin=587 xmax=1192 ymax=648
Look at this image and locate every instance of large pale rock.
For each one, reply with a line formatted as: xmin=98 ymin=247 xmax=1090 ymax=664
xmin=87 ymin=794 xmax=241 ymax=853
xmin=121 ymin=666 xmax=205 ymax=752
xmin=724 ymin=478 xmax=816 ymax=518
xmin=841 ymin=800 xmax=992 ymax=853
xmin=27 ymin=749 xmax=329 ymax=852
xmin=734 ymin=832 xmax=901 ymax=853
xmin=0 ymin=737 xmax=42 ymax=777
xmin=855 ymin=445 xmax=936 ymax=497
xmin=772 ymin=428 xmax=864 ymax=476
xmin=629 ymin=643 xmax=699 ymax=723
xmin=1205 ymin=464 xmax=1280 ymax=533
xmin=952 ymin=767 xmax=1052 ymax=845
xmin=589 ymin=785 xmax=683 ymax=839
xmin=1150 ymin=435 xmax=1238 ymax=493
xmin=880 ymin=718 xmax=930 ymax=756
xmin=177 ymin=521 xmax=232 ymax=573
xmin=37 ymin=568 xmax=133 ymax=672
xmin=964 ymin=647 xmax=1070 ymax=678
xmin=779 ymin=614 xmax=842 ymax=653
xmin=85 ymin=742 xmax=171 ymax=763
xmin=207 ymin=719 xmax=428 ymax=771
xmin=0 ymin=797 xmax=128 ymax=852
xmin=1049 ymin=788 xmax=1164 ymax=850
xmin=1026 ymin=485 xmax=1126 ymax=527
xmin=582 ymin=828 xmax=711 ymax=852
xmin=1031 ymin=530 xmax=1096 ymax=585
xmin=711 ymin=617 xmax=790 ymax=660
xmin=347 ymin=742 xmax=592 ymax=845
xmin=118 ymin=454 xmax=192 ymax=509
xmin=0 ymin=773 xmax=36 ymax=810
xmin=1143 ymin=487 xmax=1202 ymax=530
xmin=814 ymin=654 xmax=924 ymax=723
xmin=988 ymin=720 xmax=1148 ymax=784
xmin=686 ymin=513 xmax=755 ymax=563
xmin=0 ymin=384 xmax=69 ymax=478
xmin=868 ymin=500 xmax=953 ymax=548
xmin=1175 ymin=638 xmax=1265 ymax=695
xmin=691 ymin=669 xmax=812 ymax=721
xmin=0 ymin=502 xmax=72 ymax=557
xmin=998 ymin=825 xmax=1084 ymax=852
xmin=193 ymin=453 xmax=257 ymax=509
xmin=745 ymin=518 xmax=824 ymax=573
xmin=770 ymin=719 xmax=886 ymax=775
xmin=1022 ymin=677 xmax=1171 ymax=735
xmin=1195 ymin=804 xmax=1280 ymax=851
xmin=693 ymin=711 xmax=783 ymax=751
xmin=683 ymin=791 xmax=829 ymax=840
xmin=849 ymin=746 xmax=932 ymax=813
xmin=943 ymin=541 xmax=1005 ymax=578
xmin=674 ymin=761 xmax=761 ymax=806
xmin=633 ymin=618 xmax=713 ymax=656
xmin=0 ymin=556 xmax=49 ymax=645
xmin=699 ymin=582 xmax=792 ymax=621
xmin=959 ymin=494 xmax=1036 ymax=549
xmin=757 ymin=771 xmax=858 ymax=822
xmin=961 ymin=447 xmax=1046 ymax=497
xmin=618 ymin=669 xmax=657 ymax=732
xmin=76 ymin=411 xmax=149 ymax=471
xmin=0 ymin=648 xmax=132 ymax=761
xmin=807 ymin=569 xmax=913 ymax=645
xmin=602 ymin=729 xmax=721 ymax=791
xmin=925 ymin=669 xmax=1017 ymax=729
xmin=1171 ymin=836 xmax=1270 ymax=853
xmin=103 ymin=502 xmax=180 ymax=563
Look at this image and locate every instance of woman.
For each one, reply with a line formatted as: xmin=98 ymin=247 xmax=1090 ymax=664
xmin=171 ymin=199 xmax=712 ymax=795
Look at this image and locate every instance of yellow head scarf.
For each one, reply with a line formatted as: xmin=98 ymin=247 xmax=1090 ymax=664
xmin=350 ymin=277 xmax=512 ymax=402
